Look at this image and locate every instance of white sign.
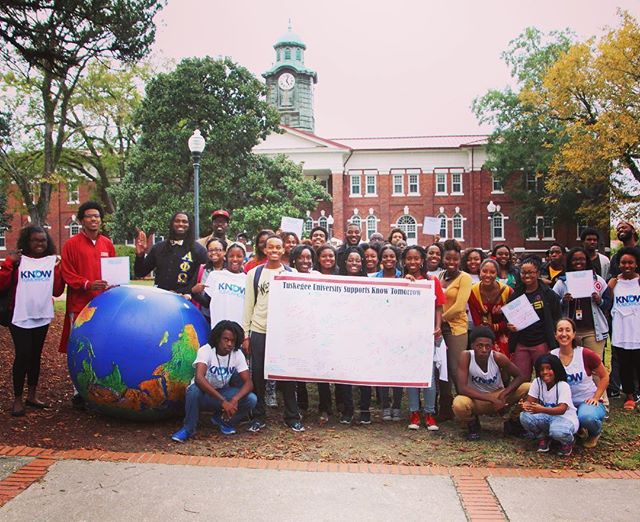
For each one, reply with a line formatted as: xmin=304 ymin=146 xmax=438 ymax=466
xmin=502 ymin=294 xmax=540 ymax=331
xmin=266 ymin=274 xmax=435 ymax=386
xmin=279 ymin=216 xmax=304 ymax=239
xmin=100 ymin=257 xmax=130 ymax=286
xmin=423 ymin=216 xmax=441 ymax=235
xmin=204 ymin=270 xmax=247 ymax=329
xmin=565 ymin=270 xmax=594 ymax=299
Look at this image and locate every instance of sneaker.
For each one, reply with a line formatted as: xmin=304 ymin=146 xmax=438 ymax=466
xmin=537 ymin=437 xmax=551 ymax=453
xmin=607 ymin=389 xmax=621 ymax=399
xmin=382 ymin=408 xmax=392 ymax=421
xmin=359 ymin=411 xmax=372 ymax=425
xmin=247 ymin=419 xmax=266 ymax=433
xmin=339 ymin=414 xmax=352 ymax=425
xmin=408 ymin=411 xmax=420 ymax=430
xmin=211 ymin=414 xmax=236 ymax=435
xmin=583 ymin=433 xmax=601 ymax=449
xmin=171 ymin=428 xmax=191 ymax=443
xmin=466 ymin=418 xmax=481 ymax=441
xmin=424 ymin=414 xmax=439 ymax=431
xmin=391 ymin=408 xmax=402 ymax=421
xmin=285 ymin=420 xmax=305 ymax=432
xmin=623 ymin=399 xmax=636 ymax=410
xmin=557 ymin=441 xmax=574 ymax=456
xmin=576 ymin=427 xmax=589 ymax=440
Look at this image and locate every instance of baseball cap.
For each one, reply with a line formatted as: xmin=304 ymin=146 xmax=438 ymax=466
xmin=211 ymin=209 xmax=230 ymax=221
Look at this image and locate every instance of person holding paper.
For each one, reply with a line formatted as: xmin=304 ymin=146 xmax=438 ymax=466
xmin=506 ymin=257 xmax=561 ymax=379
xmin=0 ymin=226 xmax=65 ymax=417
xmin=552 ymin=247 xmax=611 ymax=360
xmin=438 ymin=240 xmax=473 ymax=421
xmin=453 ymin=327 xmax=529 ymax=440
xmin=134 ymin=211 xmax=207 ymax=295
xmin=426 ymin=243 xmax=444 ymax=277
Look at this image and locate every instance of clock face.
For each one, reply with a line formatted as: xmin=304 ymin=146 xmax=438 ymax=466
xmin=278 ymin=73 xmax=295 ymax=91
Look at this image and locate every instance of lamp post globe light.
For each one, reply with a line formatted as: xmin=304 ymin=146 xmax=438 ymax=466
xmin=486 ymin=200 xmax=497 ymax=253
xmin=188 ymin=129 xmax=206 ymax=239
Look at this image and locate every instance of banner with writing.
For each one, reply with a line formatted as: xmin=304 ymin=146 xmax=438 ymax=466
xmin=266 ymin=274 xmax=435 ymax=386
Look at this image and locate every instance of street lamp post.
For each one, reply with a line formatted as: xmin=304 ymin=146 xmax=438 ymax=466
xmin=486 ymin=200 xmax=497 ymax=253
xmin=188 ymin=130 xmax=206 ymax=239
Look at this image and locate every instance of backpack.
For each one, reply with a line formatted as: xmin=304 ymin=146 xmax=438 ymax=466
xmin=253 ymin=263 xmax=292 ymax=304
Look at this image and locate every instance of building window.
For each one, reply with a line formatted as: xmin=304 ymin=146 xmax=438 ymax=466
xmin=350 ymin=174 xmax=361 ymax=196
xmin=492 ymin=213 xmax=504 ymax=240
xmin=452 ymin=213 xmax=463 ymax=240
xmin=284 ymin=48 xmax=291 ymax=60
xmin=276 ymin=49 xmax=281 ymax=61
xmin=0 ymin=229 xmax=5 ymax=249
xmin=576 ymin=222 xmax=588 ymax=240
xmin=397 ymin=214 xmax=417 ymax=245
xmin=393 ymin=174 xmax=404 ymax=195
xmin=438 ymin=214 xmax=447 ymax=239
xmin=451 ymin=172 xmax=463 ymax=194
xmin=408 ymin=173 xmax=419 ymax=195
xmin=492 ymin=173 xmax=504 ymax=193
xmin=318 ymin=216 xmax=328 ymax=231
xmin=526 ymin=172 xmax=539 ymax=192
xmin=366 ymin=215 xmax=377 ymax=239
xmin=436 ymin=172 xmax=447 ymax=194
xmin=542 ymin=216 xmax=554 ymax=239
xmin=70 ymin=221 xmax=80 ymax=237
xmin=366 ymin=174 xmax=376 ymax=195
xmin=296 ymin=48 xmax=302 ymax=60
xmin=304 ymin=218 xmax=313 ymax=236
xmin=349 ymin=215 xmax=361 ymax=229
xmin=67 ymin=182 xmax=79 ymax=204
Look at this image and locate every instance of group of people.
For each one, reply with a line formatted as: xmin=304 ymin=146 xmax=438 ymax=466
xmin=1 ymin=201 xmax=639 ymax=458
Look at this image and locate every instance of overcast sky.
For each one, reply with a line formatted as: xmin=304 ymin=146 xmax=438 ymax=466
xmin=151 ymin=1 xmax=639 ymax=138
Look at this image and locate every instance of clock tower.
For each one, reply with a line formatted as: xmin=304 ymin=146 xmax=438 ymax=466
xmin=263 ymin=23 xmax=317 ymax=132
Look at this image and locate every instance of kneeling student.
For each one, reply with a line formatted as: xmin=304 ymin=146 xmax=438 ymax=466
xmin=453 ymin=326 xmax=529 ymax=440
xmin=172 ymin=320 xmax=256 ymax=441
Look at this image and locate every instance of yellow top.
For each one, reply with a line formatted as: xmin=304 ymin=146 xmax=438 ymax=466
xmin=440 ymin=271 xmax=473 ymax=336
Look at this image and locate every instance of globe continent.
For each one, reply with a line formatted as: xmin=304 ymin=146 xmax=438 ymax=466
xmin=67 ymin=285 xmax=209 ymax=420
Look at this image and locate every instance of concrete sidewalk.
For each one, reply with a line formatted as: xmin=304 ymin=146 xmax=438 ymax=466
xmin=1 ymin=455 xmax=639 ymax=522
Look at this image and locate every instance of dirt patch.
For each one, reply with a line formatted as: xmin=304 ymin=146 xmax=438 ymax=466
xmin=1 ymin=314 xmax=638 ymax=470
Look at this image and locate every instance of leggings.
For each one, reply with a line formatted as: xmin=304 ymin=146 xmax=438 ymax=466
xmin=9 ymin=324 xmax=49 ymax=397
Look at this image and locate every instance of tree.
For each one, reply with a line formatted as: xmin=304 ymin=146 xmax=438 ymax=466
xmin=534 ymin=11 xmax=640 ymax=225
xmin=63 ymin=60 xmax=153 ymax=213
xmin=110 ymin=56 xmax=328 ymax=240
xmin=473 ymin=28 xmax=576 ymax=231
xmin=0 ymin=0 xmax=164 ymax=224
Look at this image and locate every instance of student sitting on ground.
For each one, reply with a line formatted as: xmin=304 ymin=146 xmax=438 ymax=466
xmin=171 ymin=320 xmax=256 ymax=442
xmin=520 ymin=354 xmax=579 ymax=457
xmin=453 ymin=326 xmax=529 ymax=440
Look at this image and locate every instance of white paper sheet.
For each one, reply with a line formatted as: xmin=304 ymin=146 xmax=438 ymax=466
xmin=280 ymin=216 xmax=304 ymax=239
xmin=501 ymin=294 xmax=540 ymax=331
xmin=423 ymin=216 xmax=441 ymax=235
xmin=100 ymin=256 xmax=130 ymax=286
xmin=565 ymin=270 xmax=594 ymax=299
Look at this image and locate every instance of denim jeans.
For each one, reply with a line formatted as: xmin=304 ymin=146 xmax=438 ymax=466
xmin=182 ymin=383 xmax=257 ymax=434
xmin=577 ymin=401 xmax=606 ymax=436
xmin=519 ymin=411 xmax=576 ymax=444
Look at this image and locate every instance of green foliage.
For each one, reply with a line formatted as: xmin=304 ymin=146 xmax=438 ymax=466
xmin=473 ymin=28 xmax=577 ymax=229
xmin=114 ymin=244 xmax=137 ymax=280
xmin=110 ymin=57 xmax=328 ymax=240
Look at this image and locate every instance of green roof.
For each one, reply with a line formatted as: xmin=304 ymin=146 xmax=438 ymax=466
xmin=262 ymin=63 xmax=317 ymax=82
xmin=274 ymin=24 xmax=306 ymax=49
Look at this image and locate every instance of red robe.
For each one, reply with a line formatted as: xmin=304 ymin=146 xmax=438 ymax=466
xmin=59 ymin=232 xmax=115 ymax=353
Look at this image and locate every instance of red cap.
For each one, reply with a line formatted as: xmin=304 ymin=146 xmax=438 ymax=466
xmin=211 ymin=209 xmax=230 ymax=220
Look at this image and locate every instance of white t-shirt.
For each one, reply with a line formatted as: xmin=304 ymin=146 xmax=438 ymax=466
xmin=12 ymin=255 xmax=57 ymax=329
xmin=205 ymin=270 xmax=246 ymax=329
xmin=611 ymin=278 xmax=640 ymax=350
xmin=528 ymin=378 xmax=579 ymax=431
xmin=192 ymin=344 xmax=248 ymax=389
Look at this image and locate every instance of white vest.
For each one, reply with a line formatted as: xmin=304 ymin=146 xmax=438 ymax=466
xmin=12 ymin=255 xmax=57 ymax=329
xmin=551 ymin=347 xmax=597 ymax=405
xmin=467 ymin=350 xmax=504 ymax=393
xmin=611 ymin=278 xmax=640 ymax=350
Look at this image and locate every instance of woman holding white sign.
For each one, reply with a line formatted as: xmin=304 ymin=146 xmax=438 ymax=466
xmin=0 ymin=226 xmax=65 ymax=417
xmin=552 ymin=247 xmax=611 ymax=360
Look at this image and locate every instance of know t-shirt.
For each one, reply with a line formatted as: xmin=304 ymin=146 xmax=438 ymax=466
xmin=528 ymin=378 xmax=579 ymax=431
xmin=192 ymin=344 xmax=248 ymax=389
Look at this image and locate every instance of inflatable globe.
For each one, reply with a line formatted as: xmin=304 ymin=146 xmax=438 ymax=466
xmin=67 ymin=285 xmax=209 ymax=420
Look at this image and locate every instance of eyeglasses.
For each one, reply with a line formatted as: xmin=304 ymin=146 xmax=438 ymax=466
xmin=208 ymin=248 xmax=224 ymax=253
